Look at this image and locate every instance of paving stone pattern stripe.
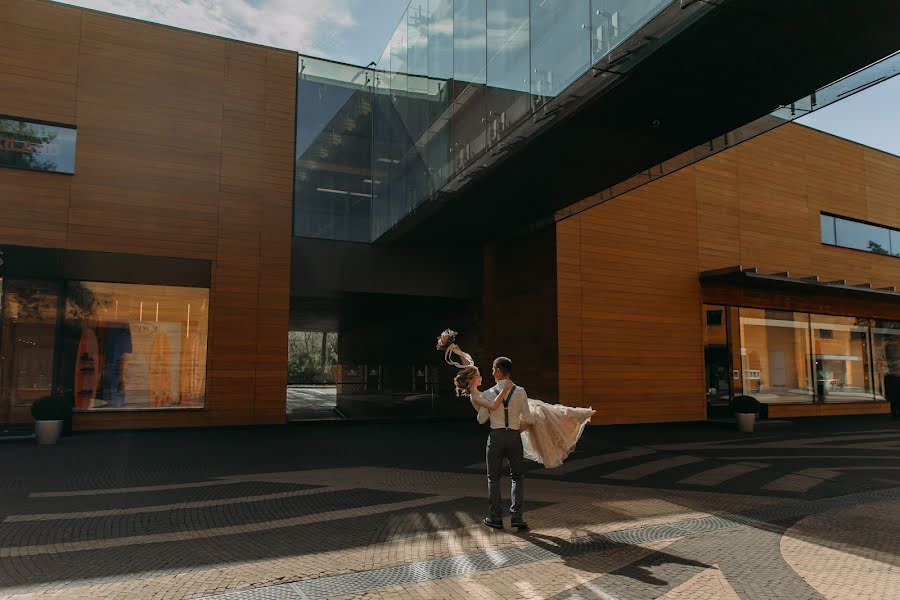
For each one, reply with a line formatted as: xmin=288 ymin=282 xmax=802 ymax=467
xmin=5 ymin=486 xmax=346 ymax=522
xmin=603 ymin=455 xmax=704 ymax=480
xmin=0 ymin=495 xmax=457 ymax=558
xmin=676 ymin=463 xmax=767 ymax=487
xmin=199 ymin=486 xmax=900 ymax=600
xmin=534 ymin=447 xmax=658 ymax=476
xmin=29 ymin=480 xmax=238 ymax=498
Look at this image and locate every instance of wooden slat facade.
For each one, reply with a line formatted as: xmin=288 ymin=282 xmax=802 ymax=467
xmin=0 ymin=0 xmax=296 ymax=429
xmin=559 ymin=123 xmax=900 ymax=423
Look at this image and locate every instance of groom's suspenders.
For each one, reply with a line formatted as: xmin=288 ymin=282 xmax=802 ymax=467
xmin=503 ymin=386 xmax=516 ymax=429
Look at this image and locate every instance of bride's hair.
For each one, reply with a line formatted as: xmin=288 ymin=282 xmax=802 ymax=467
xmin=453 ymin=366 xmax=479 ymax=397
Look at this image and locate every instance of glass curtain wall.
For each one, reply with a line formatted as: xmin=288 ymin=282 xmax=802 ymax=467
xmin=294 ymin=0 xmax=673 ymax=242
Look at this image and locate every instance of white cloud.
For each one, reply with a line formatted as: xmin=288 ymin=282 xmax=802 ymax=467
xmin=59 ymin=0 xmax=355 ymax=56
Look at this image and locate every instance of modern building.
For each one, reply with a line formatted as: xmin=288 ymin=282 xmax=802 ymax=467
xmin=1 ymin=0 xmax=899 ymax=430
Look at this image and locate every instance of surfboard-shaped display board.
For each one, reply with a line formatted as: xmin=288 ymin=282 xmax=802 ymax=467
xmin=74 ymin=327 xmax=99 ymax=409
xmin=149 ymin=332 xmax=172 ymax=407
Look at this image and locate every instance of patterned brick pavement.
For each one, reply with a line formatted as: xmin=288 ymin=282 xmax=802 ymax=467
xmin=0 ymin=417 xmax=897 ymax=599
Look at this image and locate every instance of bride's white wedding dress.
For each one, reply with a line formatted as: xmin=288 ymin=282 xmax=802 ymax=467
xmin=522 ymin=399 xmax=595 ymax=469
xmin=442 ymin=341 xmax=595 ymax=468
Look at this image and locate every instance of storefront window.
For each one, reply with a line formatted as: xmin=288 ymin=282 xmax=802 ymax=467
xmin=738 ymin=309 xmax=814 ymax=404
xmin=871 ymin=320 xmax=900 ymax=400
xmin=811 ymin=314 xmax=873 ymax=402
xmin=60 ymin=282 xmax=208 ymax=411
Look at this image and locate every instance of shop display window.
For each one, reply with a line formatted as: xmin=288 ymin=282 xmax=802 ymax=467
xmin=60 ymin=282 xmax=208 ymax=411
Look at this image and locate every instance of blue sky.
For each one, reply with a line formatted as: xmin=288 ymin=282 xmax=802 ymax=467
xmin=798 ymin=75 xmax=900 ymax=157
xmin=58 ymin=0 xmax=897 ymax=157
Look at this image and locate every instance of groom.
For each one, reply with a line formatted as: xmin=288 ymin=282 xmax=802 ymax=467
xmin=472 ymin=356 xmax=534 ymax=530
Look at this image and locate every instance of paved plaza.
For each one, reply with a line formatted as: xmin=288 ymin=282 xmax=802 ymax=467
xmin=0 ymin=417 xmax=898 ymax=600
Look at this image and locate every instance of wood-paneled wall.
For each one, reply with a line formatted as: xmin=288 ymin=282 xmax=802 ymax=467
xmin=0 ymin=0 xmax=296 ymax=428
xmin=559 ymin=123 xmax=900 ymax=423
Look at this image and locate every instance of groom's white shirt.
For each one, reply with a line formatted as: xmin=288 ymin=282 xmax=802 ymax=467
xmin=477 ymin=379 xmax=533 ymax=430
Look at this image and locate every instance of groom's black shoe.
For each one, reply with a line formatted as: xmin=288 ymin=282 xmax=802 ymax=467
xmin=483 ymin=517 xmax=503 ymax=529
xmin=510 ymin=518 xmax=528 ymax=530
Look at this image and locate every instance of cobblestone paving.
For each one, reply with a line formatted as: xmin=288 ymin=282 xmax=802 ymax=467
xmin=0 ymin=417 xmax=897 ymax=599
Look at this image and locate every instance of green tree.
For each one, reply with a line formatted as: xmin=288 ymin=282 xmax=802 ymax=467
xmin=287 ymin=331 xmax=338 ymax=384
xmin=868 ymin=240 xmax=889 ymax=255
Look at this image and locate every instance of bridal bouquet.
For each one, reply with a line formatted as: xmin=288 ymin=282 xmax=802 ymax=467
xmin=436 ymin=328 xmax=457 ymax=350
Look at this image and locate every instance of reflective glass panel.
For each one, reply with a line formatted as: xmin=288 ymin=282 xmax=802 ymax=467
xmin=835 ymin=217 xmax=891 ymax=255
xmin=0 ymin=118 xmax=77 ymax=174
xmin=891 ymin=229 xmax=900 ymax=257
xmin=429 ymin=0 xmax=454 ymax=80
xmin=454 ymin=0 xmax=487 ymax=85
xmin=408 ymin=1 xmax=429 ymax=77
xmin=702 ymin=304 xmax=731 ymax=412
xmin=738 ymin=309 xmax=813 ymax=404
xmin=811 ymin=315 xmax=873 ymax=402
xmin=60 ymin=282 xmax=209 ymax=411
xmin=872 ymin=320 xmax=900 ymax=400
xmin=486 ymin=0 xmax=531 ymax=141
xmin=590 ymin=0 xmax=668 ymax=62
xmin=530 ymin=0 xmax=591 ymax=98
xmin=450 ymin=84 xmax=487 ymax=175
xmin=820 ymin=214 xmax=836 ymax=245
xmin=295 ymin=57 xmax=374 ymax=242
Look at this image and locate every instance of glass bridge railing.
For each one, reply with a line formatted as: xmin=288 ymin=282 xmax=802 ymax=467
xmin=294 ymin=0 xmax=674 ymax=242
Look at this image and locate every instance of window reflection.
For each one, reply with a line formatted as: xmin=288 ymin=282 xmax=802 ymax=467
xmin=294 ymin=0 xmax=685 ymax=241
xmin=820 ymin=214 xmax=836 ymax=245
xmin=703 ymin=305 xmax=731 ymax=416
xmin=738 ymin=309 xmax=814 ymax=404
xmin=530 ymin=0 xmax=591 ymax=100
xmin=454 ymin=0 xmax=487 ymax=86
xmin=811 ymin=315 xmax=873 ymax=402
xmin=590 ymin=0 xmax=669 ymax=62
xmin=835 ymin=218 xmax=891 ymax=254
xmin=60 ymin=282 xmax=209 ymax=411
xmin=486 ymin=0 xmax=531 ymax=139
xmin=872 ymin=320 xmax=900 ymax=400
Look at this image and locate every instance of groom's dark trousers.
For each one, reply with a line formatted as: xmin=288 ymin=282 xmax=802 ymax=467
xmin=487 ymin=429 xmax=526 ymax=520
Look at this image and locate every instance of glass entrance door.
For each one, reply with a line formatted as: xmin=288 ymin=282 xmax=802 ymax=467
xmin=0 ymin=279 xmax=61 ymax=424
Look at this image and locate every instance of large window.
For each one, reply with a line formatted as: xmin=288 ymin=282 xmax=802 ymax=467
xmin=821 ymin=213 xmax=900 ymax=257
xmin=738 ymin=309 xmax=814 ymax=404
xmin=60 ymin=282 xmax=209 ymax=411
xmin=710 ymin=305 xmax=896 ymax=405
xmin=871 ymin=320 xmax=900 ymax=400
xmin=811 ymin=314 xmax=873 ymax=402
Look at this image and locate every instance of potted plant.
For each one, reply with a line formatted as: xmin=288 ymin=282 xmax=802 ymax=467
xmin=31 ymin=395 xmax=72 ymax=445
xmin=732 ymin=395 xmax=760 ymax=433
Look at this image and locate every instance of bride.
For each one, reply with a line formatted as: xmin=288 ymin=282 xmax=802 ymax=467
xmin=437 ymin=329 xmax=595 ymax=469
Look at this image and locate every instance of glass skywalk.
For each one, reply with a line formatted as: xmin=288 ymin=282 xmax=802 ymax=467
xmin=294 ymin=0 xmax=671 ymax=242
